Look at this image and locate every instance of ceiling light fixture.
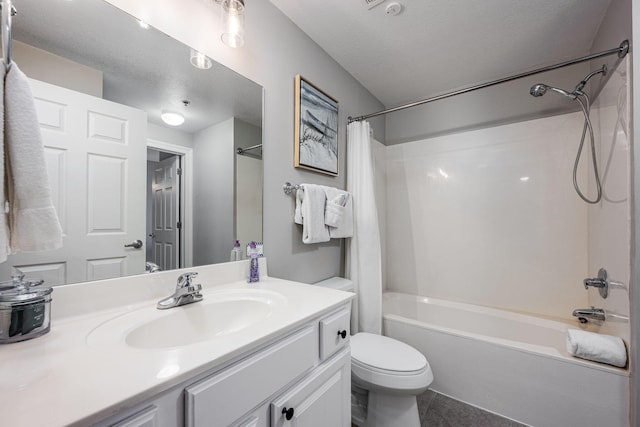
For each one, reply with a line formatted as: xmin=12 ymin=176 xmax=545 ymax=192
xmin=190 ymin=48 xmax=213 ymax=69
xmin=220 ymin=0 xmax=245 ymax=48
xmin=161 ymin=110 xmax=185 ymax=126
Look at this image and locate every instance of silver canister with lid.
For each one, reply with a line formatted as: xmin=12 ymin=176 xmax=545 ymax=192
xmin=0 ymin=274 xmax=52 ymax=343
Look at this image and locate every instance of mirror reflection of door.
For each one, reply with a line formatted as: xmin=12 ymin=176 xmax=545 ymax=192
xmin=147 ymin=150 xmax=182 ymax=271
xmin=0 ymin=78 xmax=147 ymax=285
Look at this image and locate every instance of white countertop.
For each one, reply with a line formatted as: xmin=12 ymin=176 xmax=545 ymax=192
xmin=0 ymin=261 xmax=353 ymax=426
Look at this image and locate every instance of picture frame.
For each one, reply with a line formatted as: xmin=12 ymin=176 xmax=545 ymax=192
xmin=294 ymin=75 xmax=339 ymax=176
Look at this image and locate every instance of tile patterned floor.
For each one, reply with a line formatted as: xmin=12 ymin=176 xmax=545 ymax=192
xmin=417 ymin=390 xmax=527 ymax=427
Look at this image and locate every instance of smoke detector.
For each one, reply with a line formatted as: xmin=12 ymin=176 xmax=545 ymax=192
xmin=363 ymin=0 xmax=386 ymax=10
xmin=385 ymin=2 xmax=403 ymax=16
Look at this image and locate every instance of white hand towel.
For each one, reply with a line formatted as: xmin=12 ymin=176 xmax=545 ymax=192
xmin=5 ymin=63 xmax=63 ymax=252
xmin=566 ymin=329 xmax=627 ymax=367
xmin=294 ymin=184 xmax=330 ymax=244
xmin=294 ymin=188 xmax=304 ymax=225
xmin=324 ymin=187 xmax=353 ymax=238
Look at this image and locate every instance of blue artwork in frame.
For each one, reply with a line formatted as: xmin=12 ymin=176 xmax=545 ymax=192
xmin=294 ymin=75 xmax=339 ymax=176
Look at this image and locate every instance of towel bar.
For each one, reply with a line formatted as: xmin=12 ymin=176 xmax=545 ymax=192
xmin=283 ymin=182 xmax=301 ymax=195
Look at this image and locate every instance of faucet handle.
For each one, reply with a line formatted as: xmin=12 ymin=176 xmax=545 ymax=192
xmin=583 ymin=268 xmax=609 ymax=299
xmin=177 ymin=272 xmax=198 ymax=288
xmin=187 ymin=283 xmax=203 ymax=294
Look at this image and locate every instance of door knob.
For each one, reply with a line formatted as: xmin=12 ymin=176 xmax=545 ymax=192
xmin=124 ymin=239 xmax=143 ymax=249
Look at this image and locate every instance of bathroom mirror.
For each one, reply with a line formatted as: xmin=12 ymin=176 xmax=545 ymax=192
xmin=0 ymin=0 xmax=263 ymax=285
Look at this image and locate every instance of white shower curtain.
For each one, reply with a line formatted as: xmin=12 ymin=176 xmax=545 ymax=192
xmin=346 ymin=120 xmax=382 ymax=334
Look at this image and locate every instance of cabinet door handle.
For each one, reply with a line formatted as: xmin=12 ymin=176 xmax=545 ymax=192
xmin=337 ymin=330 xmax=347 ymax=339
xmin=282 ymin=407 xmax=294 ymax=420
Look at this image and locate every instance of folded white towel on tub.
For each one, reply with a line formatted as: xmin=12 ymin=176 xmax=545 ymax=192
xmin=566 ymin=329 xmax=627 ymax=367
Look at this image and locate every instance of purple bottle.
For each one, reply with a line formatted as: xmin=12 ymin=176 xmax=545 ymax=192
xmin=248 ymin=241 xmax=259 ymax=283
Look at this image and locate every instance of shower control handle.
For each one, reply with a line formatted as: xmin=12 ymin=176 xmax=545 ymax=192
xmin=583 ymin=268 xmax=609 ymax=299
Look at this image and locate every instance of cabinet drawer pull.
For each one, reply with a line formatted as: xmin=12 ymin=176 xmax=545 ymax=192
xmin=282 ymin=407 xmax=295 ymax=420
xmin=337 ymin=330 xmax=347 ymax=339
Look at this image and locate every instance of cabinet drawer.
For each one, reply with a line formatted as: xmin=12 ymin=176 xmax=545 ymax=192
xmin=319 ymin=308 xmax=350 ymax=360
xmin=185 ymin=325 xmax=318 ymax=427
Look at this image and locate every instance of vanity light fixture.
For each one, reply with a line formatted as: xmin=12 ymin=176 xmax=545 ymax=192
xmin=161 ymin=110 xmax=185 ymax=126
xmin=219 ymin=0 xmax=245 ymax=48
xmin=190 ymin=48 xmax=213 ymax=69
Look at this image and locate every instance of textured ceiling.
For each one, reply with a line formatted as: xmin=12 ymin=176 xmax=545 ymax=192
xmin=270 ymin=0 xmax=612 ymax=107
xmin=12 ymin=0 xmax=262 ymax=134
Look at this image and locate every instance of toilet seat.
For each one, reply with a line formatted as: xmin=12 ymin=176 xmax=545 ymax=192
xmin=351 ymin=333 xmax=433 ymax=393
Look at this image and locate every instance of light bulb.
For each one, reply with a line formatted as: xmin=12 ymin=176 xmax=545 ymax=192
xmin=221 ymin=0 xmax=245 ymax=48
xmin=190 ymin=49 xmax=213 ymax=69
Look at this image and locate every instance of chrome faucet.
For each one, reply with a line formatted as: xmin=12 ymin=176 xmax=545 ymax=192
xmin=157 ymin=272 xmax=203 ymax=310
xmin=572 ymin=306 xmax=606 ymax=322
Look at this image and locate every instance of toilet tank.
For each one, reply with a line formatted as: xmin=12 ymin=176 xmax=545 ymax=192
xmin=314 ymin=277 xmax=354 ymax=292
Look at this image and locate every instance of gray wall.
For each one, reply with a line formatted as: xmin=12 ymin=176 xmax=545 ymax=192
xmin=105 ymin=0 xmax=385 ymax=284
xmin=234 ymin=119 xmax=262 ymax=156
xmin=147 ymin=122 xmax=194 ymax=149
xmin=193 ymin=118 xmax=235 ymax=265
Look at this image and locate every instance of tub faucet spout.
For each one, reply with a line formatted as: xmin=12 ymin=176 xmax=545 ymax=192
xmin=572 ymin=306 xmax=605 ymax=322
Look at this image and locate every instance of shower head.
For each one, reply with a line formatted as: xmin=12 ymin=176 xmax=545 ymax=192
xmin=530 ymin=65 xmax=607 ymax=100
xmin=530 ymin=84 xmax=548 ymax=97
xmin=529 ymin=84 xmax=576 ymax=99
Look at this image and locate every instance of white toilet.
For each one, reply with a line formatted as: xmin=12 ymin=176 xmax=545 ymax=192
xmin=315 ymin=278 xmax=434 ymax=427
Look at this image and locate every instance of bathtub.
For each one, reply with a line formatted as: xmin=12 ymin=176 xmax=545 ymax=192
xmin=382 ymin=292 xmax=629 ymax=427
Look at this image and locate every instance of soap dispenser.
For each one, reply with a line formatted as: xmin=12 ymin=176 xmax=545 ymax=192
xmin=230 ymin=240 xmax=242 ymax=261
xmin=247 ymin=241 xmax=259 ymax=283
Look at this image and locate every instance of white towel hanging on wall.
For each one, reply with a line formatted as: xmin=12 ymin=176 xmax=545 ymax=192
xmin=294 ymin=183 xmax=331 ymax=244
xmin=4 ymin=62 xmax=62 ymax=253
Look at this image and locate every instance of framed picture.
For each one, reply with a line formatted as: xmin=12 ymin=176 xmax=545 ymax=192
xmin=294 ymin=75 xmax=339 ymax=176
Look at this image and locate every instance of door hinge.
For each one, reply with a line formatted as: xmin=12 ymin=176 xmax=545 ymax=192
xmin=177 ymin=221 xmax=182 ymax=229
xmin=177 ymin=168 xmax=182 ymax=176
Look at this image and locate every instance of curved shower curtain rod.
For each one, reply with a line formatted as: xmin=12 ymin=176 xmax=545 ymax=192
xmin=347 ymin=39 xmax=630 ymax=124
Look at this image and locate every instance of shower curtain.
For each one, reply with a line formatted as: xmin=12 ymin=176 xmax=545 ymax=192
xmin=346 ymin=120 xmax=382 ymax=334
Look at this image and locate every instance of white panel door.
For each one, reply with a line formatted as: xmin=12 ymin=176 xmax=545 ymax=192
xmin=151 ymin=155 xmax=179 ymax=271
xmin=0 ymin=79 xmax=147 ymax=285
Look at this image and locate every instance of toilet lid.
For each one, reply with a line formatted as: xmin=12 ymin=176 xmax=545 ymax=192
xmin=351 ymin=333 xmax=427 ymax=374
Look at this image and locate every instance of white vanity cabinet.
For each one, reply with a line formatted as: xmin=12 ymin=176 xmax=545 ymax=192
xmin=101 ymin=304 xmax=352 ymax=427
xmin=185 ymin=306 xmax=352 ymax=427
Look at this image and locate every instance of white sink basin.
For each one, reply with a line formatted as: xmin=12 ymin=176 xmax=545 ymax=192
xmin=87 ymin=288 xmax=287 ymax=350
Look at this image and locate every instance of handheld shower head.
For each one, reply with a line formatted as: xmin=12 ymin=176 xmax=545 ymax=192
xmin=530 ymin=84 xmax=548 ymax=97
xmin=529 ymin=84 xmax=576 ymax=99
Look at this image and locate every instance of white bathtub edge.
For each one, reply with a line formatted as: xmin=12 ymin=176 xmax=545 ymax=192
xmin=383 ymin=314 xmax=629 ymax=376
